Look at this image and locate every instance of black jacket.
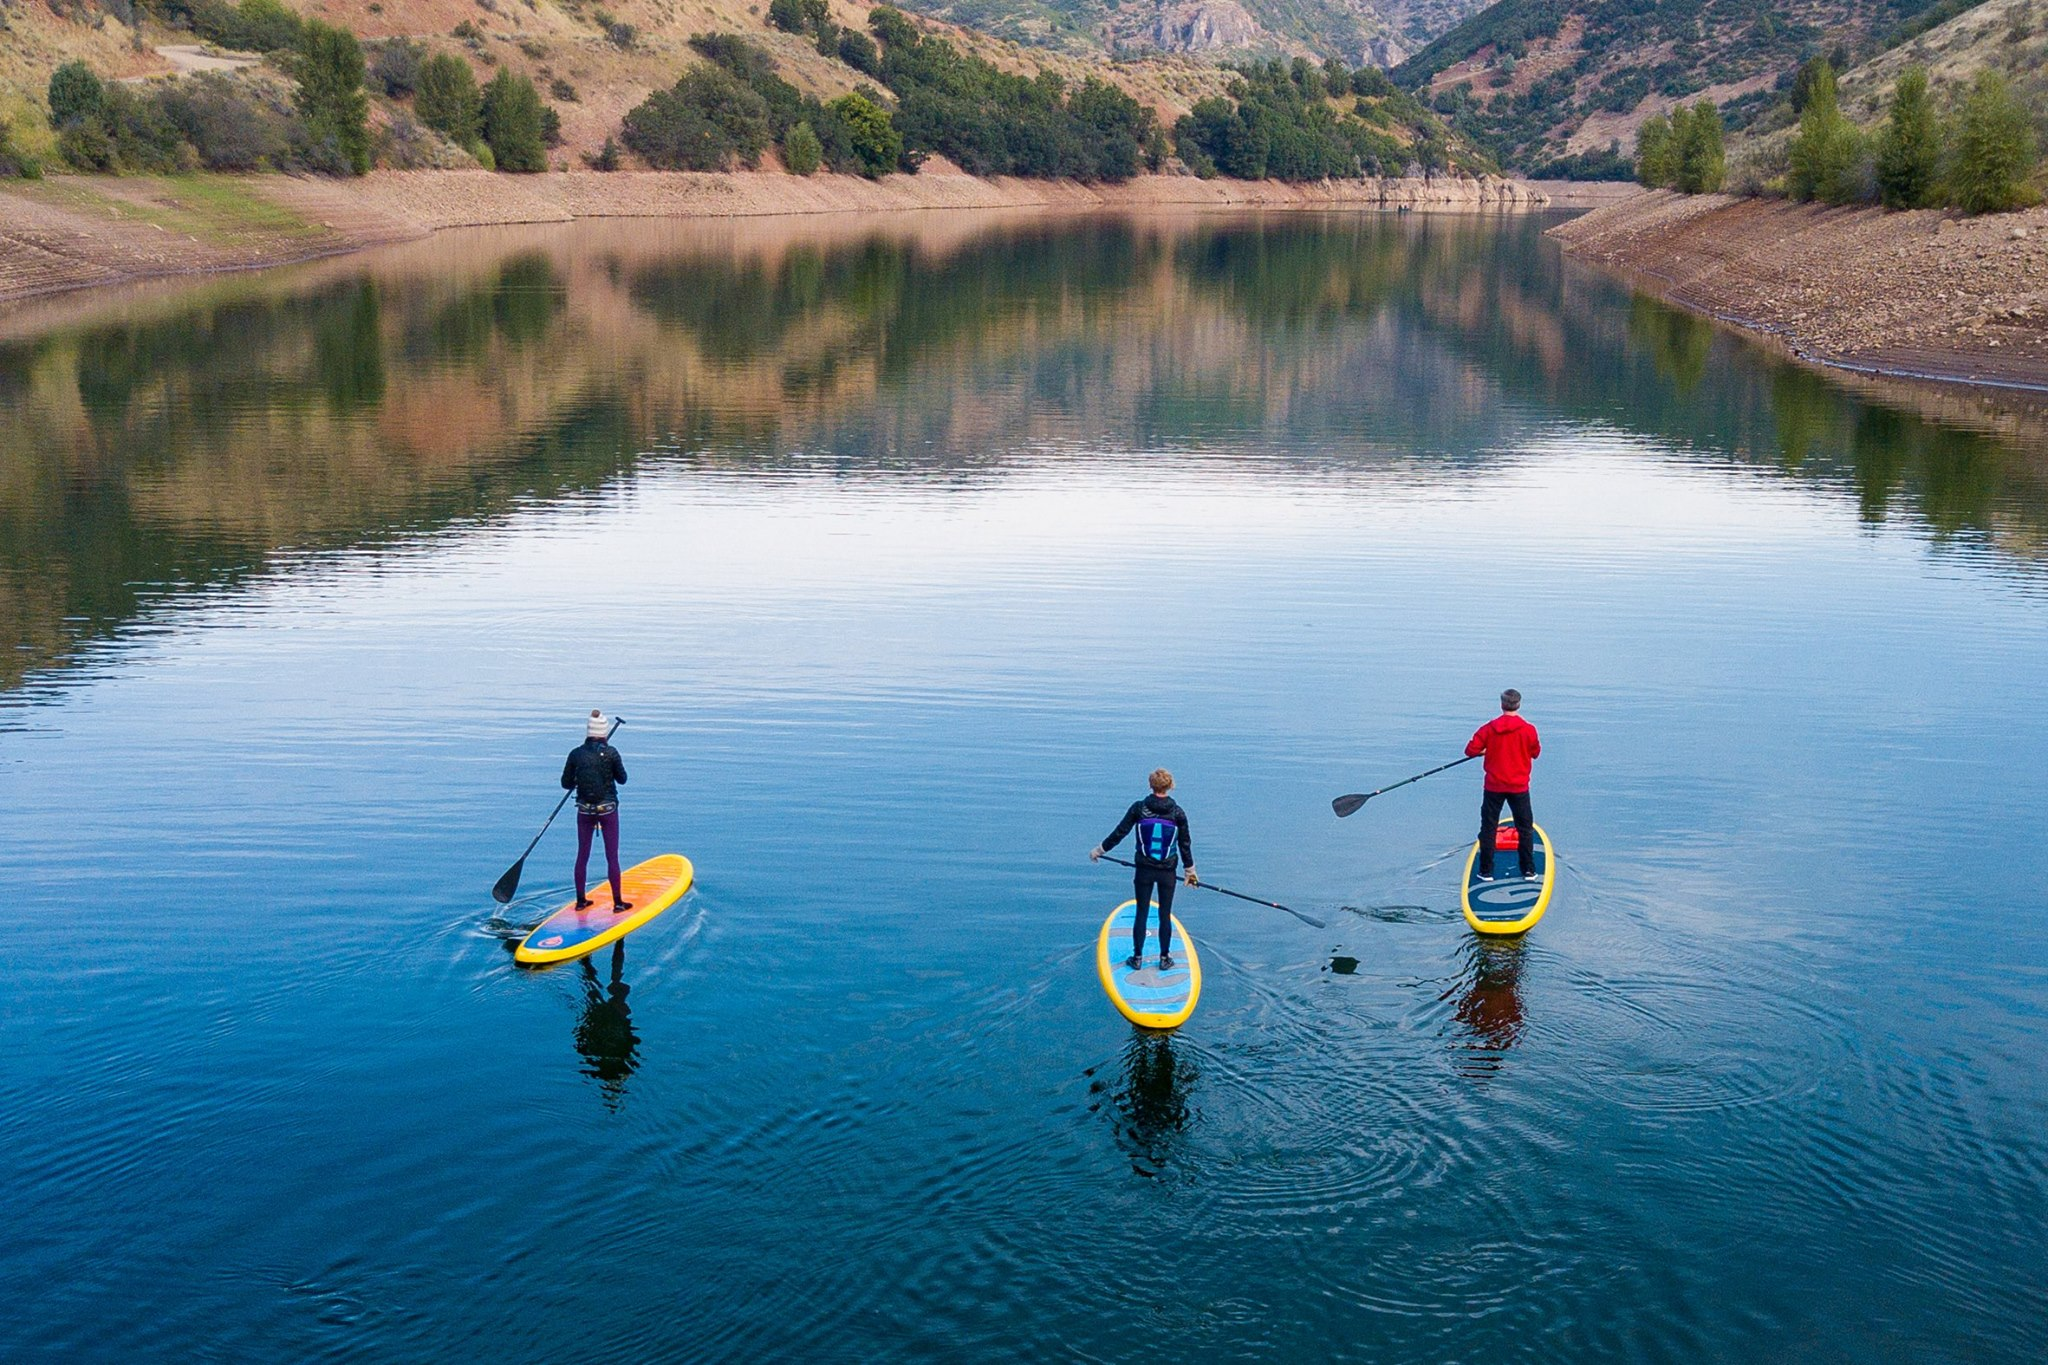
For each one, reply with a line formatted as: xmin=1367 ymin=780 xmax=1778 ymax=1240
xmin=562 ymin=740 xmax=627 ymax=809
xmin=1102 ymin=794 xmax=1193 ymax=870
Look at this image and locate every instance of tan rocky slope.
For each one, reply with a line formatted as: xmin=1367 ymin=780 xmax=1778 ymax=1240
xmin=1550 ymin=189 xmax=2048 ymax=388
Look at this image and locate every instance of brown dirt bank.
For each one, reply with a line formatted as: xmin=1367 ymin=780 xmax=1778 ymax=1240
xmin=0 ymin=167 xmax=1546 ymax=307
xmin=1549 ymin=190 xmax=2048 ymax=391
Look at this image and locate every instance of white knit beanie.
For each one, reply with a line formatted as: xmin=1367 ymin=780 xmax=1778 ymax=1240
xmin=586 ymin=709 xmax=606 ymax=740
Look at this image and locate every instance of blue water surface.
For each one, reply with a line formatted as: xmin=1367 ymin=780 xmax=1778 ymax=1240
xmin=1 ymin=212 xmax=2044 ymax=1361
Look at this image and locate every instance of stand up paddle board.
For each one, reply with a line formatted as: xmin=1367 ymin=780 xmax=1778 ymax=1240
xmin=1096 ymin=899 xmax=1201 ymax=1030
xmin=1460 ymin=821 xmax=1553 ymax=936
xmin=515 ymin=854 xmax=694 ymax=966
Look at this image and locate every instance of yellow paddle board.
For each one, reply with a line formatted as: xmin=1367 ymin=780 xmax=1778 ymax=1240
xmin=515 ymin=854 xmax=694 ymax=965
xmin=1096 ymin=899 xmax=1201 ymax=1030
xmin=1460 ymin=821 xmax=1553 ymax=935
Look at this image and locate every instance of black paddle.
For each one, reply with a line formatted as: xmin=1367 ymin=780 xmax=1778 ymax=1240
xmin=492 ymin=717 xmax=624 ymax=905
xmin=1096 ymin=853 xmax=1326 ymax=929
xmin=1331 ymin=753 xmax=1477 ymax=818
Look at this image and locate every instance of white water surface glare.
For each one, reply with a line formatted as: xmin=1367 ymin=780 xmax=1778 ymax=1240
xmin=1 ymin=213 xmax=2045 ymax=1360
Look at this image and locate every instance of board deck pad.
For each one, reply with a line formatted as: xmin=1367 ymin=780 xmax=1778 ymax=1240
xmin=515 ymin=853 xmax=694 ymax=966
xmin=1461 ymin=821 xmax=1553 ymax=936
xmin=1095 ymin=899 xmax=1201 ymax=1030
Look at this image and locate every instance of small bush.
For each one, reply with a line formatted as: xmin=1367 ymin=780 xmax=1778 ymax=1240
xmin=766 ymin=0 xmax=805 ymax=33
xmin=191 ymin=0 xmax=304 ymax=54
xmin=368 ymin=37 xmax=425 ymax=98
xmin=158 ymin=72 xmax=291 ymax=169
xmin=584 ymin=134 xmax=621 ymax=170
xmin=782 ymin=118 xmax=820 ymax=174
xmin=0 ymin=115 xmax=45 ymax=179
xmin=550 ymin=77 xmax=578 ymax=102
xmin=49 ymin=61 xmax=106 ymax=131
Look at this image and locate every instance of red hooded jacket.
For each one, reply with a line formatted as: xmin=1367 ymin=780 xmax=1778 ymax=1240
xmin=1466 ymin=713 xmax=1540 ymax=793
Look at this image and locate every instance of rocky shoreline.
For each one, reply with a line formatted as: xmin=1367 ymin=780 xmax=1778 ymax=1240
xmin=0 ymin=166 xmax=1546 ymax=306
xmin=1549 ymin=189 xmax=2048 ymax=391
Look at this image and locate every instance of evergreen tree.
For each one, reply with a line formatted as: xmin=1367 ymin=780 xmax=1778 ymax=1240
xmin=621 ymin=66 xmax=771 ymax=171
xmin=482 ymin=67 xmax=547 ymax=172
xmin=1675 ymin=100 xmax=1724 ymax=193
xmin=1876 ymin=65 xmax=1940 ymax=210
xmin=1635 ymin=111 xmax=1675 ymax=187
xmin=1949 ymin=69 xmax=2036 ymax=214
xmin=415 ymin=52 xmax=483 ymax=148
xmin=294 ymin=20 xmax=370 ymax=175
xmin=782 ymin=119 xmax=821 ymax=175
xmin=1786 ymin=61 xmax=1864 ymax=204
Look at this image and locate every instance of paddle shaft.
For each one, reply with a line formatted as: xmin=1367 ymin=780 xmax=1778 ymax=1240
xmin=493 ymin=717 xmax=623 ymax=903
xmin=1097 ymin=854 xmax=1326 ymax=929
xmin=1332 ymin=753 xmax=1478 ymax=817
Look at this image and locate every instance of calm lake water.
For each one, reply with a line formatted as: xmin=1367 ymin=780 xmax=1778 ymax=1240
xmin=2 ymin=211 xmax=2045 ymax=1362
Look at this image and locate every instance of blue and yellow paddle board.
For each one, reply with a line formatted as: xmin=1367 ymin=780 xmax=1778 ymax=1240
xmin=1096 ymin=899 xmax=1201 ymax=1030
xmin=1460 ymin=821 xmax=1553 ymax=936
xmin=515 ymin=853 xmax=694 ymax=966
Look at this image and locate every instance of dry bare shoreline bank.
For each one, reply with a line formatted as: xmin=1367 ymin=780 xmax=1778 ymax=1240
xmin=0 ymin=166 xmax=1546 ymax=307
xmin=1550 ymin=189 xmax=2048 ymax=392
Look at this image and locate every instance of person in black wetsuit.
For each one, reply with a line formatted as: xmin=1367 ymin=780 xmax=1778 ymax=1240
xmin=562 ymin=709 xmax=630 ymax=912
xmin=1092 ymin=768 xmax=1197 ymax=971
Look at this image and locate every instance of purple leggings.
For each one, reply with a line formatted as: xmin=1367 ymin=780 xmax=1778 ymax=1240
xmin=575 ymin=807 xmax=623 ymax=904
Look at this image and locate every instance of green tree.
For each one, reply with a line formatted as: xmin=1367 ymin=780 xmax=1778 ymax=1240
xmin=48 ymin=61 xmax=105 ymax=129
xmin=827 ymin=90 xmax=899 ymax=176
xmin=1635 ymin=111 xmax=1676 ymax=187
xmin=415 ymin=52 xmax=483 ymax=146
xmin=766 ymin=0 xmax=806 ymax=32
xmin=1876 ymin=65 xmax=1940 ymax=210
xmin=782 ymin=119 xmax=821 ymax=174
xmin=293 ymin=20 xmax=370 ymax=175
xmin=621 ymin=65 xmax=771 ymax=171
xmin=1949 ymin=69 xmax=2037 ymax=214
xmin=1787 ymin=61 xmax=1864 ymax=204
xmin=1674 ymin=100 xmax=1724 ymax=193
xmin=482 ymin=67 xmax=547 ymax=172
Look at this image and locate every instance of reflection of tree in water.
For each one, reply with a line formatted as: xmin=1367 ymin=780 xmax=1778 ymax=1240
xmin=8 ymin=215 xmax=2048 ymax=696
xmin=1090 ymin=1031 xmax=1197 ymax=1178
xmin=1443 ymin=939 xmax=1525 ymax=1080
xmin=574 ymin=941 xmax=640 ymax=1111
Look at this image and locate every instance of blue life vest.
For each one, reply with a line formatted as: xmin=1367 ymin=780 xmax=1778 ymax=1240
xmin=1137 ymin=812 xmax=1179 ymax=864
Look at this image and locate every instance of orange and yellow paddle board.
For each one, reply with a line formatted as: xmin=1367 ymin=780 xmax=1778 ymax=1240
xmin=515 ymin=854 xmax=694 ymax=965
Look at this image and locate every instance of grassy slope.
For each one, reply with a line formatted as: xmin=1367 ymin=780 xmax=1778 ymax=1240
xmin=3 ymin=0 xmax=1503 ymax=172
xmin=1391 ymin=0 xmax=1965 ymax=171
xmin=1726 ymin=0 xmax=2048 ymax=177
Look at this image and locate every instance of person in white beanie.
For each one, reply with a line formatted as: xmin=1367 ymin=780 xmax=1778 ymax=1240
xmin=561 ymin=709 xmax=630 ymax=911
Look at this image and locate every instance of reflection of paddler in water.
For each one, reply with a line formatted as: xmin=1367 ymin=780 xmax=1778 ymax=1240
xmin=1108 ymin=1031 xmax=1195 ymax=1172
xmin=575 ymin=940 xmax=641 ymax=1103
xmin=1448 ymin=938 xmax=1527 ymax=1066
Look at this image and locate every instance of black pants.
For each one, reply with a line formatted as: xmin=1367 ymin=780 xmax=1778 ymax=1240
xmin=1479 ymin=789 xmax=1536 ymax=877
xmin=1133 ymin=865 xmax=1177 ymax=958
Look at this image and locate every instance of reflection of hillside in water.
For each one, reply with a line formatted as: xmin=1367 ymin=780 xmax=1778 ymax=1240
xmin=4 ymin=211 xmax=2047 ymax=692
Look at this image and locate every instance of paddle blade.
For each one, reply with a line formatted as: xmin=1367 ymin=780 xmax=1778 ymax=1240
xmin=491 ymin=857 xmax=526 ymax=905
xmin=1331 ymin=793 xmax=1369 ymax=818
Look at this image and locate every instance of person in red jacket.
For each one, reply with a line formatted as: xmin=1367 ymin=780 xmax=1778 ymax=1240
xmin=1466 ymin=689 xmax=1541 ymax=880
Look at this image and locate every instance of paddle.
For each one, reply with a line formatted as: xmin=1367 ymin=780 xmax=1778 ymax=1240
xmin=492 ymin=717 xmax=624 ymax=905
xmin=1331 ymin=753 xmax=1477 ymax=818
xmin=1096 ymin=853 xmax=1326 ymax=929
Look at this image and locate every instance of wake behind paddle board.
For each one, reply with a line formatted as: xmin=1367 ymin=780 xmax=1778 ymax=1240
xmin=1460 ymin=821 xmax=1553 ymax=936
xmin=515 ymin=853 xmax=694 ymax=965
xmin=1096 ymin=899 xmax=1201 ymax=1030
